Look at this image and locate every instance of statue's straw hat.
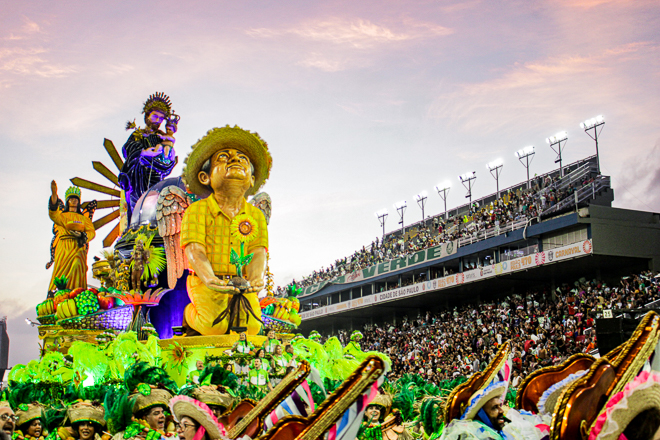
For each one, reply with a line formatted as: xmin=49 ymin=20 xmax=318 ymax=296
xmin=183 ymin=125 xmax=272 ymax=198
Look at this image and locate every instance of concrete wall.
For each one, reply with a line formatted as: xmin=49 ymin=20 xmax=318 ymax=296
xmin=584 ymin=205 xmax=660 ymax=271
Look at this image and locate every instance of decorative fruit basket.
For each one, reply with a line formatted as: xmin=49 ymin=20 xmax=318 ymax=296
xmin=57 ymin=305 xmax=133 ymax=331
xmin=37 ymin=314 xmax=58 ymax=325
xmin=260 ymin=314 xmax=296 ymax=333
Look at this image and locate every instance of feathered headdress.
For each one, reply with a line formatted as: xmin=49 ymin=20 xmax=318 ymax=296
xmin=65 ymin=186 xmax=81 ymax=201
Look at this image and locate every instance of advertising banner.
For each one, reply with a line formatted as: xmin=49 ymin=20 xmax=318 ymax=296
xmin=299 ymin=239 xmax=592 ymax=321
xmin=300 ymin=241 xmax=458 ymax=296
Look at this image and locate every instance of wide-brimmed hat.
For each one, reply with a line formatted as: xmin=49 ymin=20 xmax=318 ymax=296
xmin=588 ymin=370 xmax=660 ymax=440
xmin=183 ymin=125 xmax=272 ymax=198
xmin=169 ymin=395 xmax=227 ymax=440
xmin=15 ymin=404 xmax=43 ymax=428
xmin=461 ymin=349 xmax=512 ymax=421
xmin=67 ymin=401 xmax=105 ymax=426
xmin=537 ymin=370 xmax=587 ymax=415
xmin=191 ymin=386 xmax=234 ymax=414
xmin=132 ymin=387 xmax=173 ymax=414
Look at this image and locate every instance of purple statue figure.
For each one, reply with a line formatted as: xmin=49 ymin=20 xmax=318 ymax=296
xmin=118 ymin=92 xmax=179 ymax=221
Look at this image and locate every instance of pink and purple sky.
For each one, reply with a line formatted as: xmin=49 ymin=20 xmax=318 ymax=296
xmin=1 ymin=0 xmax=659 ymax=367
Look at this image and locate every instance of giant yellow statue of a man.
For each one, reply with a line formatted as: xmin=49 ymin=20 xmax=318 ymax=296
xmin=180 ymin=126 xmax=272 ymax=336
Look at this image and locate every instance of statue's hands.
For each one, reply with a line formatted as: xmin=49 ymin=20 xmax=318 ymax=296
xmin=201 ymin=273 xmax=238 ymax=294
xmin=70 ymin=230 xmax=82 ymax=237
xmin=50 ymin=180 xmax=59 ymax=205
xmin=245 ymin=277 xmax=265 ymax=294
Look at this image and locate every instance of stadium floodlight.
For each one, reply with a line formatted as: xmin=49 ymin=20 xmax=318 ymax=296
xmin=434 ymin=182 xmax=451 ymax=220
xmin=394 ymin=200 xmax=407 ymax=236
xmin=487 ymin=159 xmax=504 ymax=199
xmin=458 ymin=171 xmax=477 ymax=204
xmin=580 ymin=115 xmax=605 ymax=174
xmin=375 ymin=209 xmax=388 ymax=237
xmin=546 ymin=131 xmax=568 ymax=177
xmin=414 ymin=191 xmax=428 ymax=222
xmin=515 ymin=146 xmax=535 ymax=190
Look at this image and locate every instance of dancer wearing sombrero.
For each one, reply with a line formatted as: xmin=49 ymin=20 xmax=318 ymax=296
xmin=440 ymin=342 xmax=545 ymax=440
xmin=169 ymin=396 xmax=227 ymax=440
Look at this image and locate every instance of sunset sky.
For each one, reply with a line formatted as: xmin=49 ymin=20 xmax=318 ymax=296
xmin=1 ymin=0 xmax=659 ymax=366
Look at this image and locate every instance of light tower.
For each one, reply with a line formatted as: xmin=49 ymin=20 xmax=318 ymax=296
xmin=434 ymin=182 xmax=451 ymax=220
xmin=375 ymin=209 xmax=388 ymax=238
xmin=487 ymin=159 xmax=503 ymax=199
xmin=394 ymin=200 xmax=407 ymax=236
xmin=581 ymin=115 xmax=605 ymax=174
xmin=414 ymin=191 xmax=428 ymax=222
xmin=459 ymin=172 xmax=477 ymax=204
xmin=515 ymin=146 xmax=535 ymax=190
xmin=546 ymin=131 xmax=568 ymax=177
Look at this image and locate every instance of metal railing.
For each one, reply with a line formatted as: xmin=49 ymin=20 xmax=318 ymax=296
xmin=457 ymin=218 xmax=529 ymax=247
xmin=541 ymin=175 xmax=610 ymax=217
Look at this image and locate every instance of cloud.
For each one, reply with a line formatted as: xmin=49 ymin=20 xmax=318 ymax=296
xmin=21 ymin=18 xmax=42 ymax=34
xmin=247 ymin=17 xmax=452 ymax=73
xmin=427 ymin=41 xmax=659 ymax=134
xmin=0 ymin=19 xmax=76 ymax=82
xmin=297 ymin=54 xmax=348 ymax=72
xmin=615 ymin=139 xmax=660 ymax=212
xmin=249 ymin=17 xmax=452 ymax=49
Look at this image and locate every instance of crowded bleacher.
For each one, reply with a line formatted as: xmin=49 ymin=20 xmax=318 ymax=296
xmin=311 ymin=270 xmax=660 ymax=387
xmin=278 ymin=161 xmax=603 ymax=295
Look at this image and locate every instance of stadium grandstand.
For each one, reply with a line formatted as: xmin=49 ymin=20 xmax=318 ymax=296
xmin=280 ymin=154 xmax=660 ymax=344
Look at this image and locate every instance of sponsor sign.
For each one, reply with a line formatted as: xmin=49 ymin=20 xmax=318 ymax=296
xmin=301 ymin=239 xmax=593 ymax=321
xmin=300 ymin=241 xmax=458 ymax=296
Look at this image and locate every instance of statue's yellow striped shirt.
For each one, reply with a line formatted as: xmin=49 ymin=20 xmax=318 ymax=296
xmin=180 ymin=196 xmax=268 ymax=276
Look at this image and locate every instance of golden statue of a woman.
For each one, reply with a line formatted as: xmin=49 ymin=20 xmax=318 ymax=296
xmin=46 ymin=180 xmax=96 ymax=291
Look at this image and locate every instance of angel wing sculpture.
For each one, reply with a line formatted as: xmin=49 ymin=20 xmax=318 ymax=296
xmin=250 ymin=192 xmax=272 ymax=225
xmin=156 ymin=186 xmax=191 ymax=288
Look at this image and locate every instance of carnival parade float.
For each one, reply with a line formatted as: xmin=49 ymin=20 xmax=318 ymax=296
xmin=6 ymin=92 xmax=660 ymax=440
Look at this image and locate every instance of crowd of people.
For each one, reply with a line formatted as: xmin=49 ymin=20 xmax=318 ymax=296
xmin=278 ymin=166 xmax=599 ymax=295
xmin=325 ymin=270 xmax=660 ymax=387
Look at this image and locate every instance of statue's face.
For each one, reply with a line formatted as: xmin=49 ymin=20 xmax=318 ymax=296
xmin=268 ymin=330 xmax=275 ymax=339
xmin=199 ymin=148 xmax=255 ymax=194
xmin=67 ymin=196 xmax=80 ymax=212
xmin=239 ymin=332 xmax=246 ymax=341
xmin=146 ymin=110 xmax=166 ymax=129
xmin=196 ymin=360 xmax=204 ymax=370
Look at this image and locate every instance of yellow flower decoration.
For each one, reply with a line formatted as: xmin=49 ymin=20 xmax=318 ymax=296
xmin=230 ymin=213 xmax=259 ymax=244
